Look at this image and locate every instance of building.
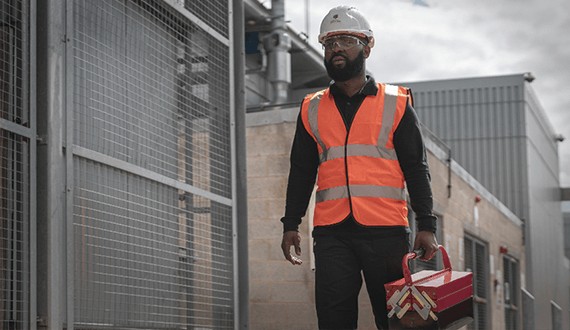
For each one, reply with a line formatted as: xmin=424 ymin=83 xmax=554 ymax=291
xmin=402 ymin=74 xmax=570 ymax=329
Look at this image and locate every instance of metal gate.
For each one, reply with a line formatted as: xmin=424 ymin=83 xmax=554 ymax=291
xmin=0 ymin=0 xmax=36 ymax=329
xmin=69 ymin=0 xmax=234 ymax=328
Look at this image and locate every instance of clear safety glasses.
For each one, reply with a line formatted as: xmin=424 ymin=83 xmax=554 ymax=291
xmin=322 ymin=35 xmax=366 ymax=51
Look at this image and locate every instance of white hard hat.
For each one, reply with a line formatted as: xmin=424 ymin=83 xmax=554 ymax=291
xmin=318 ymin=6 xmax=374 ymax=48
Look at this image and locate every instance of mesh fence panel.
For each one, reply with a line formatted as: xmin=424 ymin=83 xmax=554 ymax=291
xmin=1 ymin=1 xmax=24 ymax=122
xmin=74 ymin=159 xmax=233 ymax=328
xmin=73 ymin=0 xmax=231 ymax=198
xmin=1 ymin=0 xmax=31 ymax=329
xmin=72 ymin=0 xmax=233 ymax=328
xmin=0 ymin=130 xmax=29 ymax=330
xmin=184 ymin=0 xmax=229 ymax=39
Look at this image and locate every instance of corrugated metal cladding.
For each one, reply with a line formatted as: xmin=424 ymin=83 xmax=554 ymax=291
xmin=1 ymin=0 xmax=33 ymax=329
xmin=72 ymin=0 xmax=233 ymax=329
xmin=404 ymin=76 xmax=527 ymax=219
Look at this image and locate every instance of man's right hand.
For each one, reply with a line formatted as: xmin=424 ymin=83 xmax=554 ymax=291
xmin=281 ymin=231 xmax=303 ymax=265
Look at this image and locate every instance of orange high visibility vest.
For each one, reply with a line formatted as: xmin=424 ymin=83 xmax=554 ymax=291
xmin=301 ymin=83 xmax=410 ymax=227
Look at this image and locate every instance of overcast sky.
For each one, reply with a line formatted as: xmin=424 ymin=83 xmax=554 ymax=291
xmin=264 ymin=0 xmax=570 ymax=186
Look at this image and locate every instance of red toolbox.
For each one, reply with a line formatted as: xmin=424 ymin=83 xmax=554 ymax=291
xmin=385 ymin=245 xmax=473 ymax=329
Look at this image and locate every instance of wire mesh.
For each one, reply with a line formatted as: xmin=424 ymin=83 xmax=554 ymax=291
xmin=0 ymin=129 xmax=30 ymax=330
xmin=71 ymin=0 xmax=233 ymax=328
xmin=184 ymin=0 xmax=229 ymax=39
xmin=1 ymin=0 xmax=31 ymax=328
xmin=74 ymin=158 xmax=233 ymax=329
xmin=73 ymin=0 xmax=231 ymax=198
xmin=1 ymin=1 xmax=25 ymax=123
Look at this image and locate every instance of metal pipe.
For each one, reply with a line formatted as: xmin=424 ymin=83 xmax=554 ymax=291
xmin=232 ymin=0 xmax=249 ymax=328
xmin=264 ymin=0 xmax=291 ymax=104
xmin=305 ymin=0 xmax=310 ymax=40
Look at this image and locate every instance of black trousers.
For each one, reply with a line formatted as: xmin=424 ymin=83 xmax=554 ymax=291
xmin=314 ymin=234 xmax=409 ymax=330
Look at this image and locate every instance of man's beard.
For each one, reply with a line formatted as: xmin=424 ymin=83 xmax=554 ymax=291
xmin=324 ymin=50 xmax=365 ymax=82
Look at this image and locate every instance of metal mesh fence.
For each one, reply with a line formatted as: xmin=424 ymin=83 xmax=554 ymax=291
xmin=0 ymin=130 xmax=30 ymax=330
xmin=73 ymin=0 xmax=231 ymax=198
xmin=1 ymin=1 xmax=25 ymax=123
xmin=71 ymin=0 xmax=233 ymax=328
xmin=1 ymin=0 xmax=31 ymax=329
xmin=184 ymin=0 xmax=229 ymax=39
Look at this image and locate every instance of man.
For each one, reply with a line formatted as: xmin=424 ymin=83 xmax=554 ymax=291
xmin=280 ymin=5 xmax=439 ymax=330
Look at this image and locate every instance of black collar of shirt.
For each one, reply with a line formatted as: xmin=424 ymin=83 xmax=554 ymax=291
xmin=329 ymin=76 xmax=379 ymax=98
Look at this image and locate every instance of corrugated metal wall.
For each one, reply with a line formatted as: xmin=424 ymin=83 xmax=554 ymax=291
xmin=70 ymin=0 xmax=234 ymax=328
xmin=0 ymin=0 xmax=34 ymax=328
xmin=405 ymin=76 xmax=527 ymax=220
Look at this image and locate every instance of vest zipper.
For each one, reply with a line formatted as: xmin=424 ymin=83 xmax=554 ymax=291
xmin=337 ymin=108 xmax=354 ymax=215
xmin=335 ymin=93 xmax=367 ymax=223
xmin=344 ymin=130 xmax=353 ymax=213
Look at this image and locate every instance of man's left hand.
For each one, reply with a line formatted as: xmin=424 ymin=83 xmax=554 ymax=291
xmin=413 ymin=231 xmax=439 ymax=261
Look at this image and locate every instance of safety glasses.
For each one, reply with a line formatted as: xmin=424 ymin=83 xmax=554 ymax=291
xmin=322 ymin=35 xmax=366 ymax=51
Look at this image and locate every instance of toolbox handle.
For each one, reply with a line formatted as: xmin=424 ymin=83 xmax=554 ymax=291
xmin=403 ymin=245 xmax=452 ymax=285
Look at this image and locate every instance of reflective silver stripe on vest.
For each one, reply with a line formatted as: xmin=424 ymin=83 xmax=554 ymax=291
xmin=316 ymin=185 xmax=406 ymax=203
xmin=325 ymin=144 xmax=397 ymax=162
xmin=378 ymin=84 xmax=399 ymax=150
xmin=315 ymin=186 xmax=349 ymax=202
xmin=307 ymin=91 xmax=328 ymax=160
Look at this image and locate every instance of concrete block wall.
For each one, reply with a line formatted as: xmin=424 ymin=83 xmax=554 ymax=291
xmin=246 ymin=116 xmax=320 ymax=330
xmin=246 ymin=108 xmax=525 ymax=329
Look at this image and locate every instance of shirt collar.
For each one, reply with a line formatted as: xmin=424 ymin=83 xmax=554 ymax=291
xmin=329 ymin=76 xmax=378 ymax=97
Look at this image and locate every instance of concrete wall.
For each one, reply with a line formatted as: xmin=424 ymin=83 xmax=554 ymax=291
xmin=246 ymin=107 xmax=525 ymax=329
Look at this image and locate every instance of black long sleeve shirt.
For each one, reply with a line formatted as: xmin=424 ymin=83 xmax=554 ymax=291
xmin=281 ymin=77 xmax=437 ymax=236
